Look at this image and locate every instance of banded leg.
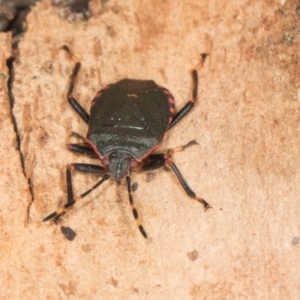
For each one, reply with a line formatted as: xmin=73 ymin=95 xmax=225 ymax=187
xmin=63 ymin=45 xmax=90 ymax=124
xmin=43 ymin=163 xmax=108 ymax=222
xmin=136 ymin=141 xmax=210 ymax=209
xmin=126 ymin=175 xmax=147 ymax=238
xmin=139 ymin=140 xmax=198 ymax=171
xmin=65 ymin=163 xmax=106 ymax=206
xmin=167 ymin=53 xmax=207 ymax=131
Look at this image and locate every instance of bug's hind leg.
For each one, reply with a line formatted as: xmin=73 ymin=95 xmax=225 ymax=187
xmin=62 ymin=45 xmax=90 ymax=124
xmin=167 ymin=54 xmax=207 ymax=131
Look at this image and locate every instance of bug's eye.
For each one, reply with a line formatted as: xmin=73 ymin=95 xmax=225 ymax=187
xmin=102 ymin=157 xmax=109 ymax=166
xmin=130 ymin=159 xmax=138 ymax=168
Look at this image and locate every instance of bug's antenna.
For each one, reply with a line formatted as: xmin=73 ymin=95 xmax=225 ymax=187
xmin=43 ymin=174 xmax=110 ymax=222
xmin=126 ymin=175 xmax=147 ymax=238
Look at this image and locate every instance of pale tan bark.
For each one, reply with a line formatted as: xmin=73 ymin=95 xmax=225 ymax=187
xmin=0 ymin=0 xmax=299 ymax=298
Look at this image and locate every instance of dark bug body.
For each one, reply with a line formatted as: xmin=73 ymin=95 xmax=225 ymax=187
xmin=43 ymin=48 xmax=210 ymax=239
xmin=89 ymin=80 xmax=171 ymax=158
xmin=87 ymin=79 xmax=174 ymax=179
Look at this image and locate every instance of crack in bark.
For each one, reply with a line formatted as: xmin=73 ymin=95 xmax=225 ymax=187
xmin=7 ymin=56 xmax=34 ymax=223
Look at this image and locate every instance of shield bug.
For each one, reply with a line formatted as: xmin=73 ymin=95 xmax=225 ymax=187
xmin=43 ymin=48 xmax=210 ymax=238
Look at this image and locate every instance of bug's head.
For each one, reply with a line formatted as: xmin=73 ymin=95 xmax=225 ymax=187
xmin=107 ymin=151 xmax=132 ymax=180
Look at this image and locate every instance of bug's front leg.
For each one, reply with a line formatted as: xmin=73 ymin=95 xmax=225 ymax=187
xmin=136 ymin=141 xmax=211 ymax=209
xmin=165 ymin=160 xmax=210 ymax=209
xmin=43 ymin=163 xmax=109 ymax=222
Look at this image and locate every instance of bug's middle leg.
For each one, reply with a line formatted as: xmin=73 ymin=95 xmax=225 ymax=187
xmin=67 ymin=132 xmax=98 ymax=158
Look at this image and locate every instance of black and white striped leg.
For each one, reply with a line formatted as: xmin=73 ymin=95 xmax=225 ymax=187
xmin=43 ymin=163 xmax=108 ymax=222
xmin=126 ymin=175 xmax=147 ymax=238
